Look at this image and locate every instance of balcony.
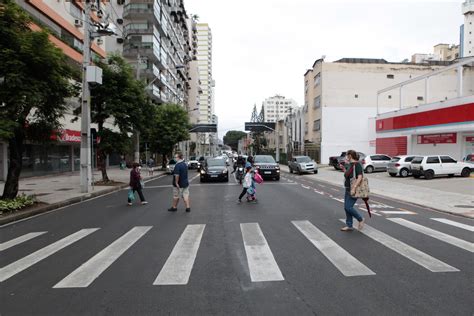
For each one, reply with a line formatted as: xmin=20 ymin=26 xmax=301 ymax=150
xmin=123 ymin=3 xmax=153 ymax=19
xmin=123 ymin=24 xmax=153 ymax=37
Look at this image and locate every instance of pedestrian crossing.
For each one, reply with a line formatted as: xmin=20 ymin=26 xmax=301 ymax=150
xmin=1 ymin=217 xmax=472 ymax=288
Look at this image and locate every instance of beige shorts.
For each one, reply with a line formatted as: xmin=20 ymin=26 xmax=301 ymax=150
xmin=173 ymin=186 xmax=190 ymax=198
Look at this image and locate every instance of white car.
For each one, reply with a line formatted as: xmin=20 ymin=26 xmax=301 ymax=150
xmin=166 ymin=159 xmax=177 ymax=174
xmin=361 ymin=154 xmax=392 ymax=173
xmin=411 ymin=155 xmax=472 ymax=179
xmin=387 ymin=155 xmax=416 ymax=177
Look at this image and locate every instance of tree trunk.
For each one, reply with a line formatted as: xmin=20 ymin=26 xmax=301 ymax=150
xmin=97 ymin=121 xmax=109 ymax=182
xmin=2 ymin=129 xmax=24 ymax=199
xmin=162 ymin=153 xmax=167 ymax=169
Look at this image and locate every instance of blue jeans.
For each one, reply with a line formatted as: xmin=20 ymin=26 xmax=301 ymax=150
xmin=344 ymin=189 xmax=363 ymax=228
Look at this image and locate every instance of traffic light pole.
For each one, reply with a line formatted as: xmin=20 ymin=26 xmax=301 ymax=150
xmin=80 ymin=1 xmax=92 ymax=193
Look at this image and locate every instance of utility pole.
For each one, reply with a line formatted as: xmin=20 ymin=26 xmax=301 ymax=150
xmin=80 ymin=1 xmax=92 ymax=193
xmin=134 ymin=51 xmax=141 ymax=163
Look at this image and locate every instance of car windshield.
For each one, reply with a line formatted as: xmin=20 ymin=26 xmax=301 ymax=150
xmin=190 ymin=156 xmax=196 ymax=160
xmin=411 ymin=157 xmax=423 ymax=164
xmin=206 ymin=159 xmax=226 ymax=167
xmin=169 ymin=159 xmax=177 ymax=165
xmin=296 ymin=157 xmax=312 ymax=163
xmin=255 ymin=156 xmax=276 ymax=163
xmin=391 ymin=157 xmax=401 ymax=162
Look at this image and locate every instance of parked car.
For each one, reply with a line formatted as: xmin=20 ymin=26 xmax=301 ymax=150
xmin=288 ymin=156 xmax=318 ymax=174
xmin=462 ymin=154 xmax=474 ymax=170
xmin=166 ymin=159 xmax=177 ymax=174
xmin=329 ymin=152 xmax=366 ymax=170
xmin=254 ymin=155 xmax=280 ymax=181
xmin=187 ymin=156 xmax=199 ymax=170
xmin=200 ymin=158 xmax=229 ymax=182
xmin=387 ymin=155 xmax=416 ymax=177
xmin=361 ymin=154 xmax=392 ymax=173
xmin=411 ymin=155 xmax=472 ymax=179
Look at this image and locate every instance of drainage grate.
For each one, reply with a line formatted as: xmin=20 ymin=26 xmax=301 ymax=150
xmin=454 ymin=205 xmax=474 ymax=208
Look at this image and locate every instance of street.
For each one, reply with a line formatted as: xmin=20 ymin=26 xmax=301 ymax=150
xmin=1 ymin=170 xmax=473 ymax=315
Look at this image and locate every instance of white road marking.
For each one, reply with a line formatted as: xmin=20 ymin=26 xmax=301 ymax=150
xmin=380 ymin=210 xmax=417 ymax=215
xmin=293 ymin=220 xmax=375 ymax=277
xmin=314 ymin=189 xmax=324 ymax=195
xmin=189 ymin=174 xmax=200 ymax=182
xmin=333 ymin=198 xmax=345 ymax=203
xmin=0 ymin=229 xmax=99 ymax=282
xmin=240 ymin=223 xmax=285 ymax=282
xmin=0 ymin=232 xmax=47 ymax=252
xmin=318 ymin=184 xmax=327 ymax=188
xmin=338 ymin=220 xmax=458 ymax=272
xmin=388 ymin=218 xmax=474 ymax=253
xmin=301 ymin=185 xmax=311 ymax=190
xmin=54 ymin=226 xmax=152 ymax=288
xmin=370 ymin=204 xmax=394 ymax=209
xmin=431 ymin=218 xmax=474 ymax=232
xmin=154 ymin=224 xmax=206 ymax=285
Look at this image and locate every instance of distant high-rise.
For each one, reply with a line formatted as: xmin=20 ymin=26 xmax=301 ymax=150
xmin=462 ymin=0 xmax=474 ymax=57
xmin=196 ymin=23 xmax=214 ymax=124
xmin=262 ymin=95 xmax=298 ymax=122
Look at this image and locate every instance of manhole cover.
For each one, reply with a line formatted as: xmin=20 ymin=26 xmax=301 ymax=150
xmin=454 ymin=205 xmax=474 ymax=208
xmin=57 ymin=188 xmax=73 ymax=191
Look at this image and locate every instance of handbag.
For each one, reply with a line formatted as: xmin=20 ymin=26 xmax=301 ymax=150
xmin=350 ymin=163 xmax=370 ymax=198
xmin=128 ymin=188 xmax=135 ymax=201
xmin=253 ymin=171 xmax=263 ymax=184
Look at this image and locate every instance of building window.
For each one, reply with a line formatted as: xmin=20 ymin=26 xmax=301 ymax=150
xmin=313 ymin=119 xmax=321 ymax=131
xmin=305 ymin=122 xmax=309 ymax=134
xmin=314 ymin=72 xmax=321 ymax=86
xmin=354 ymin=94 xmax=358 ymax=98
xmin=388 ymin=95 xmax=392 ymax=99
xmin=387 ymin=74 xmax=394 ymax=79
xmin=417 ymin=96 xmax=424 ymax=101
xmin=313 ymin=96 xmax=321 ymax=108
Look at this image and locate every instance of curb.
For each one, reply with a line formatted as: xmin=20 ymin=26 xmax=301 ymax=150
xmin=281 ymin=171 xmax=474 ymax=219
xmin=0 ymin=173 xmax=166 ymax=226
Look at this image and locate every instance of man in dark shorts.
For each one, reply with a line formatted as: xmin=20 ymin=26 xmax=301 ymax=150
xmin=168 ymin=152 xmax=191 ymax=213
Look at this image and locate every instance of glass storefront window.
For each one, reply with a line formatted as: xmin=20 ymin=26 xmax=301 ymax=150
xmin=21 ymin=144 xmax=76 ymax=178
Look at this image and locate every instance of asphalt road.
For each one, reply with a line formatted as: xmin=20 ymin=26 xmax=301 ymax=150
xmin=1 ymin=169 xmax=473 ymax=315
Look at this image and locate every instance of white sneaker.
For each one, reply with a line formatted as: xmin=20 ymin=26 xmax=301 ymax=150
xmin=127 ymin=203 xmax=132 ymax=206
xmin=141 ymin=201 xmax=148 ymax=205
xmin=358 ymin=219 xmax=365 ymax=230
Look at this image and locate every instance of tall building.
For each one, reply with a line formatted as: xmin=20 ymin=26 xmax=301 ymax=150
xmin=262 ymin=95 xmax=298 ymax=122
xmin=122 ymin=0 xmax=191 ymax=105
xmin=462 ymin=0 xmax=474 ymax=57
xmin=196 ymin=23 xmax=214 ymax=124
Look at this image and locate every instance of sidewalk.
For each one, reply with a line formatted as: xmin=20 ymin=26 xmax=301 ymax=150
xmin=0 ymin=167 xmax=165 ymax=224
xmin=280 ymin=165 xmax=474 ymax=218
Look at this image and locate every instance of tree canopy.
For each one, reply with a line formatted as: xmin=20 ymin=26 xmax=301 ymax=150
xmin=223 ymin=130 xmax=247 ymax=150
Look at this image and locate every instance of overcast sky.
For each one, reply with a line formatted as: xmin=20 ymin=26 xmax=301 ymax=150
xmin=185 ymin=0 xmax=463 ymax=138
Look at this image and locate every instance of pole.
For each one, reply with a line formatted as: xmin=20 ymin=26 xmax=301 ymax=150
xmin=276 ymin=124 xmax=280 ymax=163
xmin=80 ymin=2 xmax=92 ymax=193
xmin=134 ymin=51 xmax=141 ymax=163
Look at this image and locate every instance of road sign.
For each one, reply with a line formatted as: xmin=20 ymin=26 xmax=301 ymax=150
xmin=244 ymin=122 xmax=276 ymax=132
xmin=189 ymin=124 xmax=217 ymax=133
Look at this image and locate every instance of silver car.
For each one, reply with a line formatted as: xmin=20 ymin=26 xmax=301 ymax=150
xmin=361 ymin=154 xmax=392 ymax=173
xmin=387 ymin=155 xmax=416 ymax=177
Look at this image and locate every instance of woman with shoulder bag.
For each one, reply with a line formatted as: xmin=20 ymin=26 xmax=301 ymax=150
xmin=339 ymin=150 xmax=364 ymax=231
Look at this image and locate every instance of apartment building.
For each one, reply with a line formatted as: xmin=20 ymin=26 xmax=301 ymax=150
xmin=262 ymin=95 xmax=298 ymax=122
xmin=412 ymin=44 xmax=459 ymax=63
xmin=122 ymin=0 xmax=190 ymax=105
xmin=462 ymin=0 xmax=474 ymax=57
xmin=303 ymin=58 xmax=473 ymax=164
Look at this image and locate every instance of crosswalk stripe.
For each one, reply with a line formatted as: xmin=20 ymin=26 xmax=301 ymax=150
xmin=338 ymin=220 xmax=459 ymax=272
xmin=431 ymin=218 xmax=474 ymax=232
xmin=380 ymin=210 xmax=417 ymax=215
xmin=0 ymin=229 xmax=99 ymax=283
xmin=388 ymin=218 xmax=474 ymax=253
xmin=154 ymin=224 xmax=206 ymax=285
xmin=240 ymin=223 xmax=285 ymax=282
xmin=293 ymin=220 xmax=375 ymax=277
xmin=0 ymin=232 xmax=47 ymax=252
xmin=54 ymin=226 xmax=152 ymax=288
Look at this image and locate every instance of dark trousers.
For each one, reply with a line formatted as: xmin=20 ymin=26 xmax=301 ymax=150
xmin=238 ymin=188 xmax=248 ymax=200
xmin=128 ymin=187 xmax=146 ymax=203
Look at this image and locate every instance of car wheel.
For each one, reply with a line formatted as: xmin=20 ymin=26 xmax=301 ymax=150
xmin=333 ymin=165 xmax=339 ymax=170
xmin=389 ymin=173 xmax=397 ymax=177
xmin=424 ymin=170 xmax=434 ymax=180
xmin=414 ymin=175 xmax=421 ymax=179
xmin=275 ymin=176 xmax=280 ymax=181
xmin=314 ymin=170 xmax=318 ymax=174
xmin=297 ymin=168 xmax=302 ymax=175
xmin=365 ymin=166 xmax=374 ymax=173
xmin=461 ymin=168 xmax=471 ymax=177
xmin=400 ymin=168 xmax=409 ymax=178
xmin=289 ymin=167 xmax=293 ymax=174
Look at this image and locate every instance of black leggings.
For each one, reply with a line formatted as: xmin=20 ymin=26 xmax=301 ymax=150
xmin=238 ymin=188 xmax=248 ymax=200
xmin=128 ymin=187 xmax=146 ymax=202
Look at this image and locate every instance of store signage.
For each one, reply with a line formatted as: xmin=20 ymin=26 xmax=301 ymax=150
xmin=466 ymin=136 xmax=474 ymax=142
xmin=417 ymin=133 xmax=457 ymax=144
xmin=51 ymin=129 xmax=81 ymax=143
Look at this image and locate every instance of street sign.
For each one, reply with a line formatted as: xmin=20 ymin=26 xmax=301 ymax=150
xmin=189 ymin=124 xmax=217 ymax=133
xmin=245 ymin=122 xmax=276 ymax=132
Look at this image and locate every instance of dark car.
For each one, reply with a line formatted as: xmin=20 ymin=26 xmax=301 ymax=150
xmin=329 ymin=152 xmax=366 ymax=170
xmin=254 ymin=155 xmax=280 ymax=181
xmin=200 ymin=158 xmax=229 ymax=182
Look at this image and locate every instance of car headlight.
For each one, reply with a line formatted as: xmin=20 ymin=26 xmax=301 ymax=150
xmin=275 ymin=166 xmax=280 ymax=170
xmin=222 ymin=169 xmax=227 ymax=174
xmin=200 ymin=170 xmax=206 ymax=174
xmin=166 ymin=165 xmax=170 ymax=169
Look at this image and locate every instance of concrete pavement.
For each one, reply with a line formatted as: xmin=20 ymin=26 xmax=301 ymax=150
xmin=280 ymin=165 xmax=474 ymax=218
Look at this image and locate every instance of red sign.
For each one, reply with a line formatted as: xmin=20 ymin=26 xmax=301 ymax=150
xmin=417 ymin=133 xmax=457 ymax=144
xmin=51 ymin=129 xmax=81 ymax=143
xmin=466 ymin=137 xmax=474 ymax=142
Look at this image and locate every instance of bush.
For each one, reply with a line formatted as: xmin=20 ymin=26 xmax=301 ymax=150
xmin=0 ymin=194 xmax=36 ymax=214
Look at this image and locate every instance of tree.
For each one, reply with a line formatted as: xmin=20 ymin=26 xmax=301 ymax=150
xmin=0 ymin=0 xmax=78 ymax=199
xmin=223 ymin=130 xmax=247 ymax=151
xmin=76 ymin=54 xmax=151 ymax=182
xmin=146 ymin=104 xmax=190 ymax=167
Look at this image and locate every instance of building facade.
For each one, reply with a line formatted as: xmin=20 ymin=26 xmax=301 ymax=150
xmin=462 ymin=0 xmax=474 ymax=57
xmin=262 ymin=95 xmax=298 ymax=123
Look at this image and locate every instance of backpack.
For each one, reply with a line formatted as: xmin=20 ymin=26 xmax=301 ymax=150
xmin=253 ymin=171 xmax=263 ymax=184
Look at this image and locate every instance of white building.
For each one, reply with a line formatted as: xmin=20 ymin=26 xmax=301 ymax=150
xmin=462 ymin=0 xmax=474 ymax=57
xmin=196 ymin=23 xmax=214 ymax=124
xmin=262 ymin=95 xmax=298 ymax=122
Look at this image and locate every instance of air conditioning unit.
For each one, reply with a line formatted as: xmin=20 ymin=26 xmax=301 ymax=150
xmin=117 ymin=0 xmax=125 ymax=5
xmin=116 ymin=18 xmax=123 ymax=25
xmin=74 ymin=19 xmax=83 ymax=27
xmin=97 ymin=39 xmax=104 ymax=45
xmin=116 ymin=38 xmax=124 ymax=44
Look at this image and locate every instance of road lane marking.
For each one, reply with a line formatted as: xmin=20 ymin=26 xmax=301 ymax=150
xmin=332 ymin=198 xmax=345 ymax=203
xmin=318 ymin=184 xmax=327 ymax=188
xmin=330 ymin=188 xmax=340 ymax=192
xmin=388 ymin=218 xmax=474 ymax=253
xmin=0 ymin=232 xmax=47 ymax=252
xmin=189 ymin=174 xmax=200 ymax=183
xmin=338 ymin=220 xmax=458 ymax=272
xmin=240 ymin=223 xmax=285 ymax=282
xmin=301 ymin=185 xmax=311 ymax=189
xmin=0 ymin=229 xmax=99 ymax=282
xmin=293 ymin=220 xmax=375 ymax=277
xmin=54 ymin=226 xmax=152 ymax=288
xmin=431 ymin=218 xmax=474 ymax=232
xmin=380 ymin=210 xmax=417 ymax=215
xmin=154 ymin=224 xmax=206 ymax=285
